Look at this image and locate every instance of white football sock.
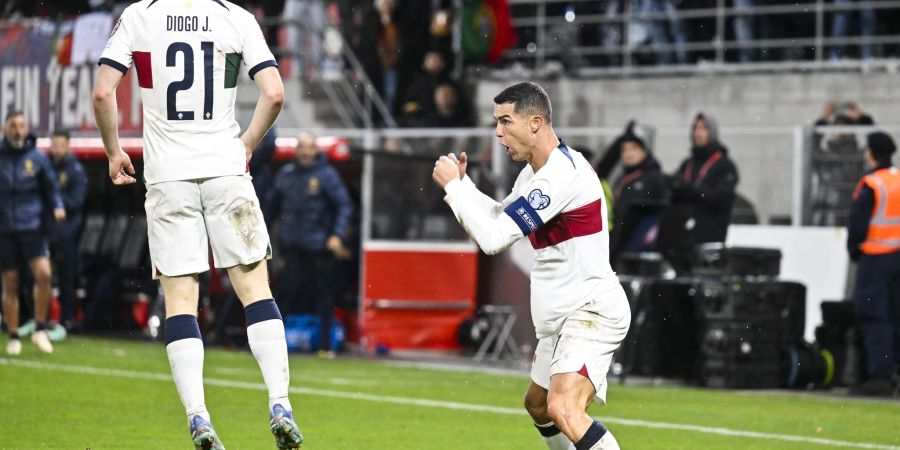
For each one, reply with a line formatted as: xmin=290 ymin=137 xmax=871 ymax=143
xmin=536 ymin=422 xmax=576 ymax=450
xmin=247 ymin=318 xmax=292 ymax=412
xmin=166 ymin=338 xmax=209 ymax=423
xmin=590 ymin=431 xmax=620 ymax=450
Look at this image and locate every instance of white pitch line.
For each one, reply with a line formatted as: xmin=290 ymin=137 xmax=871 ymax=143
xmin=2 ymin=358 xmax=899 ymax=450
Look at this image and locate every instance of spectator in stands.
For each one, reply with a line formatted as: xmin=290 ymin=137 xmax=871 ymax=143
xmin=659 ymin=113 xmax=738 ymax=272
xmin=830 ymin=0 xmax=876 ymax=60
xmin=608 ymin=125 xmax=667 ymax=265
xmin=398 ymin=50 xmax=455 ymax=127
xmin=847 ymin=132 xmax=900 ymax=396
xmin=47 ymin=130 xmax=87 ymax=330
xmin=423 ymin=83 xmax=474 ymax=128
xmin=814 ymin=101 xmax=875 ymax=164
xmin=267 ymin=132 xmax=352 ymax=358
xmin=671 ymin=113 xmax=738 ymax=243
xmin=393 ymin=0 xmax=437 ymax=94
xmin=732 ymin=0 xmax=762 ymax=62
xmin=283 ymin=0 xmax=327 ymax=79
xmin=630 ymin=0 xmax=688 ymax=65
xmin=816 ymin=101 xmax=875 ymax=126
xmin=353 ymin=0 xmax=384 ymax=99
xmin=375 ymin=0 xmax=400 ymax=114
xmin=0 ymin=111 xmax=65 ymax=355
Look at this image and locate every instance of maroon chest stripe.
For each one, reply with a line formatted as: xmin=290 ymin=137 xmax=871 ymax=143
xmin=528 ymin=199 xmax=604 ymax=250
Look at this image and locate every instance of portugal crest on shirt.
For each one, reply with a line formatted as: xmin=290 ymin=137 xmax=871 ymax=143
xmin=528 ymin=189 xmax=550 ymax=210
xmin=23 ymin=159 xmax=34 ymax=176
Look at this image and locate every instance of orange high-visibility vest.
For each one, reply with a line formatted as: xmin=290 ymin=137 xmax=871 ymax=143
xmin=858 ymin=167 xmax=900 ymax=255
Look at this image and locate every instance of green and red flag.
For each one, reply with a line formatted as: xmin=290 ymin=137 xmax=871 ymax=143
xmin=461 ymin=0 xmax=516 ymax=64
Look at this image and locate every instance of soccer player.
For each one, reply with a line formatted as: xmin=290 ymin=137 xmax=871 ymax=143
xmin=92 ymin=1 xmax=301 ymax=449
xmin=432 ymin=82 xmax=629 ymax=450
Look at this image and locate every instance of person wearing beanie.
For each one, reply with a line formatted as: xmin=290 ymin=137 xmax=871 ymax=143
xmin=847 ymin=131 xmax=900 ymax=396
xmin=608 ymin=126 xmax=668 ymax=266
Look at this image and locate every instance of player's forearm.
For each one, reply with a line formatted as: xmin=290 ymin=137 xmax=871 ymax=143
xmin=444 ymin=179 xmax=521 ymax=255
xmin=92 ymin=88 xmax=121 ymax=159
xmin=462 ymin=175 xmax=503 ymax=216
xmin=243 ymin=68 xmax=284 ymax=150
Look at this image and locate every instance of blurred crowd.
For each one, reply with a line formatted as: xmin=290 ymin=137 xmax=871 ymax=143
xmin=1 ymin=0 xmax=474 ymax=127
xmin=518 ymin=0 xmax=900 ymax=67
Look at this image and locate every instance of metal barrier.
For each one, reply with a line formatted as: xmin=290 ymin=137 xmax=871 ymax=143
xmin=802 ymin=125 xmax=900 ymax=226
xmin=59 ymin=125 xmax=900 ymax=229
xmin=501 ymin=0 xmax=900 ymax=75
xmin=261 ymin=0 xmax=396 ymax=128
xmin=273 ymin=125 xmax=900 ymax=231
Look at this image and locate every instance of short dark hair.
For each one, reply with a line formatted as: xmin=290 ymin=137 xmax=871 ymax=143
xmin=51 ymin=130 xmax=71 ymax=140
xmin=5 ymin=111 xmax=24 ymax=122
xmin=493 ymin=82 xmax=552 ymax=123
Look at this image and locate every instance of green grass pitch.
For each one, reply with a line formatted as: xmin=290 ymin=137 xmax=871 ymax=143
xmin=1 ymin=336 xmax=899 ymax=449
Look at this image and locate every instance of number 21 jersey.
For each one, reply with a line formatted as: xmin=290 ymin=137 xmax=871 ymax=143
xmin=99 ymin=0 xmax=277 ymax=184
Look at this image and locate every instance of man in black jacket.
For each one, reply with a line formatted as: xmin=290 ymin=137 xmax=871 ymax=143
xmin=1 ymin=112 xmax=65 ymax=355
xmin=609 ymin=129 xmax=667 ymax=265
xmin=659 ymin=113 xmax=739 ymax=272
xmin=47 ymin=130 xmax=87 ymax=330
xmin=671 ymin=112 xmax=739 ymax=243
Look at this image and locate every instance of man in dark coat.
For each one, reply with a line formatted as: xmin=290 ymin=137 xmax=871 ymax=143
xmin=268 ymin=133 xmax=352 ymax=357
xmin=670 ymin=112 xmax=739 ymax=244
xmin=658 ymin=112 xmax=739 ymax=272
xmin=47 ymin=130 xmax=88 ymax=330
xmin=1 ymin=111 xmax=65 ymax=355
xmin=609 ymin=130 xmax=667 ymax=265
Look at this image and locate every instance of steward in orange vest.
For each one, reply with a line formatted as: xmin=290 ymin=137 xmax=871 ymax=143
xmin=848 ymin=131 xmax=900 ymax=396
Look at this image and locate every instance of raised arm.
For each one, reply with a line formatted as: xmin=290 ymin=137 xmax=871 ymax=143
xmin=435 ymin=155 xmax=575 ymax=255
xmin=451 ymin=152 xmax=516 ymax=216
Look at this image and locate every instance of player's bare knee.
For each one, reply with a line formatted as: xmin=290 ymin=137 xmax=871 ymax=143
xmin=546 ymin=396 xmax=576 ymax=427
xmin=228 ymin=262 xmax=273 ymax=305
xmin=524 ymin=392 xmax=548 ymax=420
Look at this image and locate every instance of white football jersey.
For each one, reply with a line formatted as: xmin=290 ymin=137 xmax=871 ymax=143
xmin=444 ymin=141 xmax=623 ymax=338
xmin=100 ymin=0 xmax=277 ymax=184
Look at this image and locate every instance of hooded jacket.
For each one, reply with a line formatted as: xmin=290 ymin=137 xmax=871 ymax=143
xmin=671 ymin=113 xmax=739 ymax=244
xmin=610 ymin=150 xmax=667 ymax=263
xmin=267 ymin=153 xmax=352 ymax=251
xmin=0 ymin=135 xmax=64 ymax=233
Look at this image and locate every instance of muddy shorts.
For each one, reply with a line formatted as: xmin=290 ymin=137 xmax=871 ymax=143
xmin=144 ymin=175 xmax=271 ymax=279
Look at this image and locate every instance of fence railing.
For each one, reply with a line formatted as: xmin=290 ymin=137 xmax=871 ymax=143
xmin=500 ymin=0 xmax=900 ymax=75
xmin=275 ymin=126 xmax=899 ymax=234
xmin=261 ymin=0 xmax=397 ymax=128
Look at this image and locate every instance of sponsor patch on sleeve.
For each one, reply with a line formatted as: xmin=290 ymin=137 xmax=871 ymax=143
xmin=504 ymin=196 xmax=545 ymax=235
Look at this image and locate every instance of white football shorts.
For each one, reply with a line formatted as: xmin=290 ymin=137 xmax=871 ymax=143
xmin=145 ymin=175 xmax=271 ymax=279
xmin=531 ymin=286 xmax=631 ymax=405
